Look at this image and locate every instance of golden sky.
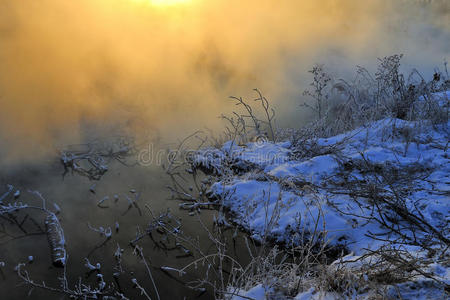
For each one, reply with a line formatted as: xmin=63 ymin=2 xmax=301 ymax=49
xmin=0 ymin=0 xmax=448 ymax=163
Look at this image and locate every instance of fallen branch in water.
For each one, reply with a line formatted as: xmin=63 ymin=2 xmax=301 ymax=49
xmin=45 ymin=213 xmax=66 ymax=267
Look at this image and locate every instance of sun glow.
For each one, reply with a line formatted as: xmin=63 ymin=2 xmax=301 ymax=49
xmin=148 ymin=0 xmax=192 ymax=6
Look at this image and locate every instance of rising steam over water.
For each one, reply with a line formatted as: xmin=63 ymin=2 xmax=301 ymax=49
xmin=0 ymin=0 xmax=448 ymax=163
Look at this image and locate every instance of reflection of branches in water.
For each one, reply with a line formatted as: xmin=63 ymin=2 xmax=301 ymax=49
xmin=0 ymin=212 xmax=45 ymax=244
xmin=144 ymin=205 xmax=231 ymax=292
xmin=129 ymin=209 xmax=184 ymax=251
xmin=16 ymin=262 xmax=129 ymax=300
xmin=121 ymin=193 xmax=142 ymax=217
xmin=86 ymin=237 xmax=111 ymax=259
xmin=0 ymin=187 xmax=130 ymax=299
xmin=60 ymin=137 xmax=138 ymax=180
xmin=85 ymin=222 xmax=113 ymax=258
xmin=0 ymin=188 xmax=66 ymax=268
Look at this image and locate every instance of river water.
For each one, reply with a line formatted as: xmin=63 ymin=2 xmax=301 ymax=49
xmin=0 ymin=154 xmax=250 ymax=299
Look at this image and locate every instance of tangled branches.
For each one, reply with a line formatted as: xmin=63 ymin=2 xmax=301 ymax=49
xmin=61 ymin=137 xmax=137 ymax=180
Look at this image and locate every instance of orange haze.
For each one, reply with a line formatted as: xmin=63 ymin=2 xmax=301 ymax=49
xmin=0 ymin=0 xmax=448 ymax=163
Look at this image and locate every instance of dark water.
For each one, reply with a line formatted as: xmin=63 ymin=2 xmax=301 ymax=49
xmin=0 ymin=156 xmax=249 ymax=299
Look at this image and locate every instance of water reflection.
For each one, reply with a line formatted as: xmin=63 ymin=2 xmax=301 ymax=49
xmin=0 ymin=156 xmax=252 ymax=299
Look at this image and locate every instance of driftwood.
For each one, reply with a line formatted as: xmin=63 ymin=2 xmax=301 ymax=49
xmin=45 ymin=213 xmax=66 ymax=268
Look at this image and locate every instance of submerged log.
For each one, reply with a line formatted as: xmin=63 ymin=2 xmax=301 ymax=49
xmin=45 ymin=213 xmax=66 ymax=268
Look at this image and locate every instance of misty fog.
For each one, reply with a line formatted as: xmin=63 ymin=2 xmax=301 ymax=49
xmin=0 ymin=0 xmax=448 ymax=164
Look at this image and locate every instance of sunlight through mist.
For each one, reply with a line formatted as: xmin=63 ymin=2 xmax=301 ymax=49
xmin=0 ymin=0 xmax=448 ymax=163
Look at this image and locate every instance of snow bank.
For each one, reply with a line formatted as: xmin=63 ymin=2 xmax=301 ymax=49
xmin=203 ymin=117 xmax=449 ymax=254
xmin=194 ymin=92 xmax=449 ymax=298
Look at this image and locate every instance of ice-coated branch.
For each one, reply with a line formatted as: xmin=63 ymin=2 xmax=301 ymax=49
xmin=45 ymin=213 xmax=66 ymax=267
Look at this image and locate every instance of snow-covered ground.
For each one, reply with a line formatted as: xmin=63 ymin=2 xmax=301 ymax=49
xmin=193 ymin=91 xmax=449 ymax=299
